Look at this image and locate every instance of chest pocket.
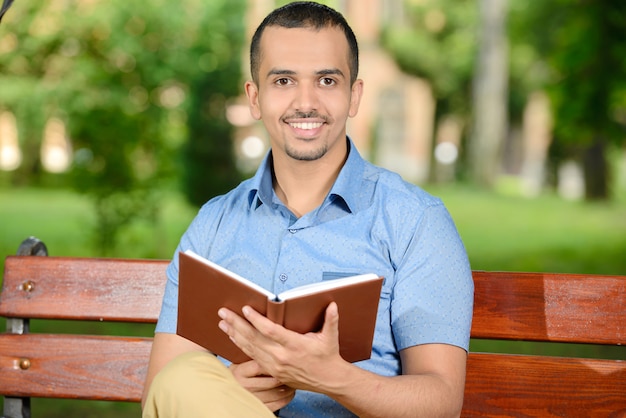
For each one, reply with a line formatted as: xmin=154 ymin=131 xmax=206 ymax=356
xmin=323 ymin=271 xmax=391 ymax=299
xmin=322 ymin=271 xmax=363 ymax=281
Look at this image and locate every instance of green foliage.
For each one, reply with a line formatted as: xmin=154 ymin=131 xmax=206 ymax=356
xmin=383 ymin=0 xmax=478 ymax=114
xmin=385 ymin=1 xmax=626 ymax=199
xmin=511 ymin=1 xmax=626 ymax=147
xmin=0 ymin=0 xmax=246 ymax=254
xmin=509 ymin=1 xmax=626 ymax=200
xmin=382 ymin=0 xmax=477 ymax=117
xmin=381 ymin=0 xmax=485 ymax=184
xmin=182 ymin=0 xmax=246 ymax=206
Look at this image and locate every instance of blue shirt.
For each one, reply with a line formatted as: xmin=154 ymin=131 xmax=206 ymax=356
xmin=156 ymin=138 xmax=474 ymax=417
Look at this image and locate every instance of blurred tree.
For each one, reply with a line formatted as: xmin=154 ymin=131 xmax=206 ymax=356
xmin=0 ymin=0 xmax=245 ymax=254
xmin=382 ymin=0 xmax=626 ymax=199
xmin=510 ymin=1 xmax=626 ymax=201
xmin=382 ymin=0 xmax=478 ymax=180
xmin=383 ymin=0 xmax=477 ymax=121
xmin=0 ymin=0 xmax=13 ymax=22
xmin=469 ymin=0 xmax=509 ymax=187
xmin=183 ymin=1 xmax=245 ymax=207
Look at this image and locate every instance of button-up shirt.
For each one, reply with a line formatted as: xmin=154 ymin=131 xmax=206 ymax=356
xmin=156 ymin=138 xmax=474 ymax=417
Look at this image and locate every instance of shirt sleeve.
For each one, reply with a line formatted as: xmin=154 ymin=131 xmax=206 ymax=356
xmin=390 ymin=202 xmax=474 ymax=352
xmin=154 ymin=259 xmax=179 ymax=334
xmin=154 ymin=203 xmax=218 ymax=334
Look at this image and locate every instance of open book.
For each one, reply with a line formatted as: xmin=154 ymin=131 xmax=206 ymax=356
xmin=176 ymin=250 xmax=384 ymax=364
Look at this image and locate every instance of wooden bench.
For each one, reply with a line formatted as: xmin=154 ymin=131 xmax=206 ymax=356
xmin=1 ymin=237 xmax=625 ymax=417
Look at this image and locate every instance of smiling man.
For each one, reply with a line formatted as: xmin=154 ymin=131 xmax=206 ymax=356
xmin=142 ymin=2 xmax=473 ymax=417
xmin=244 ymin=22 xmax=363 ymax=217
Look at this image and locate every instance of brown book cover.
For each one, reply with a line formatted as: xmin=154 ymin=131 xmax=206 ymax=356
xmin=176 ymin=250 xmax=384 ymax=364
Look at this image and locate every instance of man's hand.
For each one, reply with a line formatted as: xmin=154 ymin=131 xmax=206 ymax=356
xmin=228 ymin=360 xmax=295 ymax=412
xmin=218 ymin=302 xmax=347 ymax=392
xmin=219 ymin=302 xmax=468 ymax=418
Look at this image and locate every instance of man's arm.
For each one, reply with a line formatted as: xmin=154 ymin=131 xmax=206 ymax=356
xmin=218 ymin=302 xmax=467 ymax=418
xmin=330 ymin=344 xmax=467 ymax=418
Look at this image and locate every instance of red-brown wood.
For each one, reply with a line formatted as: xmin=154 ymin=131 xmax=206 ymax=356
xmin=0 ymin=333 xmax=151 ymax=402
xmin=471 ymin=271 xmax=626 ymax=345
xmin=0 ymin=256 xmax=167 ymax=322
xmin=1 ymin=255 xmax=626 ymax=416
xmin=463 ymin=353 xmax=626 ymax=417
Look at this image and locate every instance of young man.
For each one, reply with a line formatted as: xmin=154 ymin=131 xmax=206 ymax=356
xmin=142 ymin=2 xmax=473 ymax=417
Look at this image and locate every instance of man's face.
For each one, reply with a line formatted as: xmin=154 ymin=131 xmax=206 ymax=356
xmin=245 ymin=26 xmax=363 ymax=162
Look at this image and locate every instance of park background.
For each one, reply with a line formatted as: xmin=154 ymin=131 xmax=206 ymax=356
xmin=1 ymin=0 xmax=625 ymax=416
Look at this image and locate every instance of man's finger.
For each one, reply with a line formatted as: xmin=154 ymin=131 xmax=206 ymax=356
xmin=321 ymin=301 xmax=339 ymax=341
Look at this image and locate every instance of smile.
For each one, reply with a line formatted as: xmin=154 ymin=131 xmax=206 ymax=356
xmin=289 ymin=122 xmax=324 ymax=130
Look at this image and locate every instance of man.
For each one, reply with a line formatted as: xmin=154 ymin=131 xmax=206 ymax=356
xmin=142 ymin=2 xmax=473 ymax=417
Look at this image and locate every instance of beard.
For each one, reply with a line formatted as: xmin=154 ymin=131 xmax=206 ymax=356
xmin=285 ymin=141 xmax=329 ymax=161
xmin=281 ymin=111 xmax=331 ymax=161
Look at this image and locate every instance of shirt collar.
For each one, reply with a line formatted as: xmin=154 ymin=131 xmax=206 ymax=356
xmin=326 ymin=138 xmax=366 ymax=213
xmin=246 ymin=137 xmax=367 ymax=213
xmin=247 ymin=152 xmax=274 ymax=209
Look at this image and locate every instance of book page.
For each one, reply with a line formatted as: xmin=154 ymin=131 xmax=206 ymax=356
xmin=276 ymin=273 xmax=380 ymax=301
xmin=183 ymin=250 xmax=275 ymax=299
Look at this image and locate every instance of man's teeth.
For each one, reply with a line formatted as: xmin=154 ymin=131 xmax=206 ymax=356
xmin=290 ymin=122 xmax=323 ymax=130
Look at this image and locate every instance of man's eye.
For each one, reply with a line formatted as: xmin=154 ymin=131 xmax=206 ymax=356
xmin=276 ymin=78 xmax=291 ymax=86
xmin=320 ymin=77 xmax=336 ymax=86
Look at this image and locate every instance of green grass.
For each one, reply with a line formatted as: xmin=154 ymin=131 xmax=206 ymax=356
xmin=1 ymin=186 xmax=625 ymax=416
xmin=0 ymin=188 xmax=197 ymax=262
xmin=427 ymin=184 xmax=626 ymax=275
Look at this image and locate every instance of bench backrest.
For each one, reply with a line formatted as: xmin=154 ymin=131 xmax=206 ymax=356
xmin=1 ymin=255 xmax=625 ymax=417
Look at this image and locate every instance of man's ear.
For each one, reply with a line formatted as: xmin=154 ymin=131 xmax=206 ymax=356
xmin=244 ymin=81 xmax=262 ymax=120
xmin=348 ymin=79 xmax=364 ymax=118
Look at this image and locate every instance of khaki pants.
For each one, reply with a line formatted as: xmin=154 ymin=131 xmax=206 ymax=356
xmin=142 ymin=351 xmax=275 ymax=418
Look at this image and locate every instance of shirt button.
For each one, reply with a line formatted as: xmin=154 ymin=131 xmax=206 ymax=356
xmin=288 ymin=229 xmax=297 ymax=234
xmin=279 ymin=273 xmax=288 ymax=282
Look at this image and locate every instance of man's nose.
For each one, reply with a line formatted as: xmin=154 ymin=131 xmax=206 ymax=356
xmin=294 ymin=82 xmax=319 ymax=112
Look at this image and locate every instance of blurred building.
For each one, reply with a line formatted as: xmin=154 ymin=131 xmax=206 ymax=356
xmin=231 ymin=0 xmax=435 ymax=184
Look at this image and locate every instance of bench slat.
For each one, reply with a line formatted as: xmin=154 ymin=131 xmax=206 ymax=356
xmin=471 ymin=271 xmax=626 ymax=345
xmin=464 ymin=352 xmax=626 ymax=416
xmin=3 ymin=257 xmax=626 ymax=345
xmin=0 ymin=256 xmax=167 ymax=322
xmin=0 ymin=333 xmax=150 ymax=402
xmin=2 ymin=334 xmax=624 ymax=415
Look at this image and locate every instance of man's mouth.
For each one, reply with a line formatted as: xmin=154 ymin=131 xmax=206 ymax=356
xmin=288 ymin=121 xmax=324 ymax=130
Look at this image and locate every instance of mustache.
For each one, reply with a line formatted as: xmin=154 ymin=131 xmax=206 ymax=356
xmin=283 ymin=111 xmax=329 ymax=121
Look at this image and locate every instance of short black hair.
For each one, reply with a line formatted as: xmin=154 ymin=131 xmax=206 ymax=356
xmin=250 ymin=1 xmax=359 ymax=85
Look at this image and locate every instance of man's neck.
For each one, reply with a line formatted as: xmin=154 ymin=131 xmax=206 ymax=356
xmin=272 ymin=149 xmax=347 ymax=218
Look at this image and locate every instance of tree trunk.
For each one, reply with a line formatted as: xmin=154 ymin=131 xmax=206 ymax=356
xmin=469 ymin=0 xmax=509 ymax=187
xmin=582 ymin=137 xmax=609 ymax=200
